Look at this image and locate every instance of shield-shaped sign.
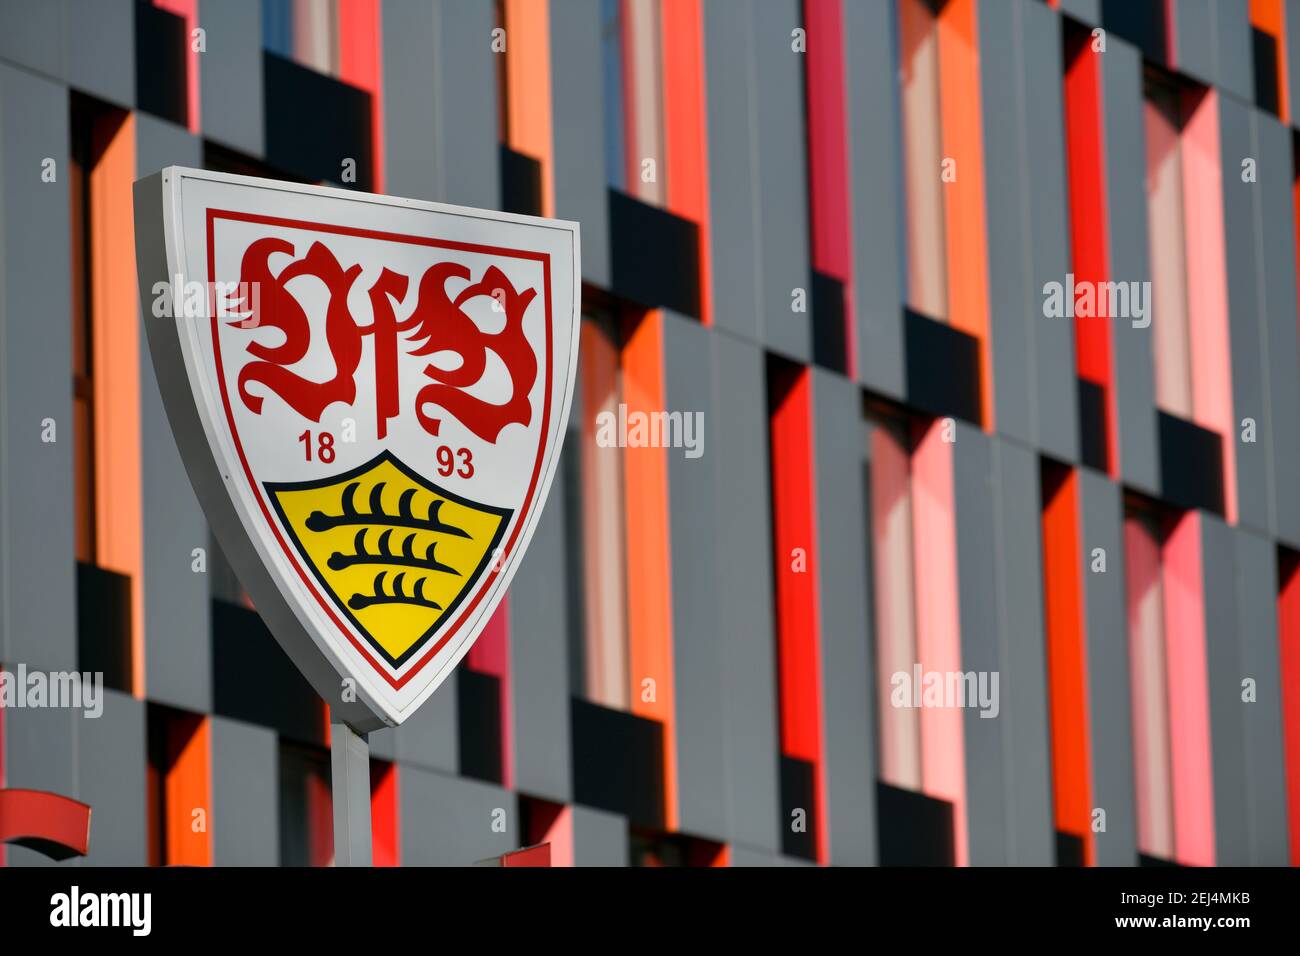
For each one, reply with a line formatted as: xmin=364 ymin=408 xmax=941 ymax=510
xmin=133 ymin=167 xmax=580 ymax=732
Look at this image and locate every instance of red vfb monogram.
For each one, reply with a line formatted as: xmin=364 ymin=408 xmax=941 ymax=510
xmin=229 ymin=237 xmax=538 ymax=443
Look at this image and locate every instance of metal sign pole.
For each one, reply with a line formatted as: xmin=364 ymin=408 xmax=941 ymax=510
xmin=330 ymin=720 xmax=372 ymax=866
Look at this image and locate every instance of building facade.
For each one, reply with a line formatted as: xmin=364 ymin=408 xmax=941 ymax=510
xmin=0 ymin=0 xmax=1298 ymax=866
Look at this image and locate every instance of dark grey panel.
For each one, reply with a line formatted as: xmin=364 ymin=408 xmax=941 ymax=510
xmin=65 ymin=0 xmax=133 ymax=109
xmin=210 ymin=716 xmax=279 ymax=866
xmin=570 ymin=805 xmax=628 ymax=866
xmin=952 ymin=424 xmax=1007 ymax=865
xmin=752 ymin=0 xmax=811 ymax=362
xmin=1218 ymin=96 xmax=1269 ymax=534
xmin=0 ymin=0 xmax=61 ymax=78
xmin=1254 ymin=112 xmax=1300 ymax=546
xmin=843 ymin=0 xmax=904 ymax=399
xmin=662 ymin=312 xmax=725 ymax=839
xmin=1100 ymin=38 xmax=1159 ymax=495
xmin=135 ymin=115 xmax=210 ymax=712
xmin=1169 ymin=0 xmax=1216 ymax=87
xmin=1232 ymin=529 xmax=1290 ymax=864
xmin=398 ymin=766 xmax=517 ymax=865
xmin=1077 ymin=468 xmax=1137 ymax=865
xmin=0 ymin=64 xmax=77 ymax=672
xmin=1213 ymin=0 xmax=1255 ymax=103
xmin=1200 ymin=515 xmax=1250 ymax=865
xmin=507 ymin=473 xmax=571 ymax=804
xmin=77 ymin=689 xmax=147 ymax=865
xmin=1058 ymin=0 xmax=1101 ymax=26
xmin=198 ymin=0 xmax=262 ymax=156
xmin=549 ymin=0 xmax=608 ymax=286
xmin=991 ymin=437 xmax=1055 ymax=865
xmin=1024 ymin=0 xmax=1080 ymax=463
xmin=710 ymin=328 xmax=780 ymax=852
xmin=811 ymin=369 xmax=875 ymax=865
xmin=703 ymin=0 xmax=761 ymax=343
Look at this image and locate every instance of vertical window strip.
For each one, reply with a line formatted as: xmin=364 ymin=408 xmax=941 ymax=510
xmin=89 ymin=110 xmax=145 ymax=697
xmin=936 ymin=0 xmax=992 ymax=428
xmin=1179 ymin=88 xmax=1238 ymax=523
xmin=1063 ymin=25 xmax=1117 ymax=475
xmin=661 ymin=0 xmax=712 ymax=325
xmin=867 ymin=416 xmax=921 ymax=791
xmin=1277 ymin=550 xmax=1300 ymax=865
xmin=504 ymin=0 xmax=555 ymax=215
xmin=622 ymin=0 xmax=666 ymax=205
xmin=579 ymin=317 xmax=631 ymax=710
xmin=1143 ymin=78 xmax=1194 ymax=419
xmin=909 ymin=419 xmax=968 ymax=865
xmin=1161 ymin=513 xmax=1217 ymax=866
xmin=898 ymin=0 xmax=948 ymax=321
xmin=768 ymin=364 xmax=827 ymax=864
xmin=1123 ymin=510 xmax=1176 ymax=861
xmin=804 ymin=0 xmax=855 ymax=374
xmin=1040 ymin=466 xmax=1095 ymax=864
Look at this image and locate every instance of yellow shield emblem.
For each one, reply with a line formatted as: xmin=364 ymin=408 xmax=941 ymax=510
xmin=266 ymin=451 xmax=511 ymax=667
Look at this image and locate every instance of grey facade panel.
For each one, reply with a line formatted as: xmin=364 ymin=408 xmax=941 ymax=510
xmin=1232 ymin=529 xmax=1291 ymax=864
xmin=398 ymin=766 xmax=517 ymax=866
xmin=383 ymin=0 xmax=499 ymax=210
xmin=570 ymin=805 xmax=628 ymax=867
xmin=662 ymin=313 xmax=726 ymax=839
xmin=1100 ymin=38 xmax=1160 ymax=496
xmin=0 ymin=0 xmax=62 ymax=79
xmin=65 ymin=0 xmax=133 ymax=109
xmin=549 ymin=0 xmax=609 ymax=287
xmin=1200 ymin=515 xmax=1250 ymax=865
xmin=198 ymin=0 xmax=262 ymax=157
xmin=0 ymin=63 xmax=77 ymax=673
xmin=952 ymin=424 xmax=1008 ymax=866
xmin=978 ymin=0 xmax=1034 ymax=449
xmin=1213 ymin=0 xmax=1255 ymax=104
xmin=210 ymin=716 xmax=279 ymax=866
xmin=1057 ymin=0 xmax=1101 ymax=27
xmin=380 ymin=0 xmax=437 ymax=201
xmin=1219 ymin=97 xmax=1270 ymax=535
xmin=811 ymin=369 xmax=875 ymax=866
xmin=76 ymin=689 xmax=147 ymax=866
xmin=386 ymin=681 xmax=458 ymax=774
xmin=1254 ymin=113 xmax=1300 ymax=547
xmin=135 ymin=115 xmax=211 ymax=712
xmin=1077 ymin=468 xmax=1138 ymax=866
xmin=843 ymin=0 xmax=904 ymax=400
xmin=1170 ymin=0 xmax=1217 ymax=88
xmin=507 ymin=473 xmax=572 ymax=804
xmin=991 ymin=437 xmax=1055 ymax=866
xmin=710 ymin=329 xmax=780 ymax=853
xmin=752 ymin=0 xmax=811 ymax=363
xmin=1023 ymin=0 xmax=1080 ymax=464
xmin=703 ymin=0 xmax=761 ymax=343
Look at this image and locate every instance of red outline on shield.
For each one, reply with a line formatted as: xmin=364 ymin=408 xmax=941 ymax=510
xmin=205 ymin=209 xmax=554 ymax=690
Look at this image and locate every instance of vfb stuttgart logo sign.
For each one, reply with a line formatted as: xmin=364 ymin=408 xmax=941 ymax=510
xmin=134 ymin=168 xmax=580 ymax=731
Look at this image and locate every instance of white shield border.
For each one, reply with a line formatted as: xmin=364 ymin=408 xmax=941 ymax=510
xmin=133 ymin=167 xmax=581 ymax=732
